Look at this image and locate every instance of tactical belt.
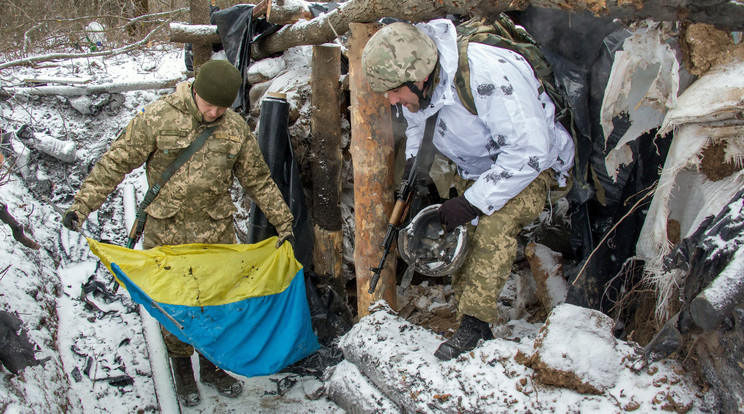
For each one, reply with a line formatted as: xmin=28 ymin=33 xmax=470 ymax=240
xmin=126 ymin=125 xmax=217 ymax=249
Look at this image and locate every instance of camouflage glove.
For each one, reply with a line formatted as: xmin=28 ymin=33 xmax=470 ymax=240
xmin=62 ymin=210 xmax=81 ymax=231
xmin=276 ymin=231 xmax=295 ymax=249
xmin=438 ymin=196 xmax=480 ymax=232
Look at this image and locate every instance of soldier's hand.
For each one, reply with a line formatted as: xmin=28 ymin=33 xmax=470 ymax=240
xmin=62 ymin=210 xmax=80 ymax=231
xmin=276 ymin=232 xmax=295 ymax=249
xmin=438 ymin=196 xmax=480 ymax=232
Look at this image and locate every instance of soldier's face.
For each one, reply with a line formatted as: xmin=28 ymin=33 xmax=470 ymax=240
xmin=194 ymin=93 xmax=228 ymax=122
xmin=386 ymin=80 xmax=425 ymax=113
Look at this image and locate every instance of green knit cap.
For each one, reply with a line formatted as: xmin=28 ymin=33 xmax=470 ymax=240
xmin=193 ymin=60 xmax=242 ymax=107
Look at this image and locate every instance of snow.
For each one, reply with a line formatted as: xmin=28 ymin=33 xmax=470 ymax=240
xmin=334 ymin=303 xmax=703 ymax=413
xmin=0 ymin=39 xmax=713 ymax=413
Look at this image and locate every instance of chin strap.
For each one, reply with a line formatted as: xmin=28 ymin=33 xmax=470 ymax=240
xmin=400 ymin=60 xmax=440 ymax=110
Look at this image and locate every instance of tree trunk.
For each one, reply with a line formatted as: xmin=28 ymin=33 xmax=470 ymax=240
xmin=267 ymin=0 xmax=314 ymax=25
xmin=169 ymin=23 xmax=221 ymax=44
xmin=249 ymin=0 xmax=744 ymax=60
xmin=190 ymin=0 xmax=211 ymax=69
xmin=172 ymin=0 xmax=744 ymax=60
xmin=0 ymin=78 xmax=183 ymax=98
xmin=349 ymin=23 xmax=396 ymax=318
xmin=310 ymin=44 xmax=345 ymax=287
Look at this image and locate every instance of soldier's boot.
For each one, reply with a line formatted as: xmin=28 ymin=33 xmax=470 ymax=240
xmin=199 ymin=354 xmax=243 ymax=398
xmin=434 ymin=314 xmax=494 ymax=361
xmin=171 ymin=356 xmax=200 ymax=407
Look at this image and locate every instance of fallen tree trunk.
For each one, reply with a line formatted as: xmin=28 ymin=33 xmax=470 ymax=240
xmin=0 ymin=78 xmax=183 ymax=98
xmin=248 ymin=0 xmax=744 ymax=60
xmin=171 ymin=0 xmax=744 ymax=61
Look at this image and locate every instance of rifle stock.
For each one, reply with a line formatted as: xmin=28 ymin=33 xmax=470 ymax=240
xmin=368 ymin=158 xmax=418 ymax=294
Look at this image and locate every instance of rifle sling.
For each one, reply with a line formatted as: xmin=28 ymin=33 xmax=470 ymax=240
xmin=126 ymin=125 xmax=217 ymax=248
xmin=408 ymin=111 xmax=440 ymax=217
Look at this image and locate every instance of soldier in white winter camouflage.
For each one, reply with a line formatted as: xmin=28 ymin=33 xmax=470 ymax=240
xmin=363 ymin=20 xmax=574 ymax=360
xmin=63 ymin=59 xmax=294 ymax=406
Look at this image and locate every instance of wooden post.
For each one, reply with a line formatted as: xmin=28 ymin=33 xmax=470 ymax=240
xmin=190 ymin=0 xmax=212 ymax=69
xmin=310 ymin=44 xmax=345 ymax=290
xmin=348 ymin=23 xmax=396 ymax=318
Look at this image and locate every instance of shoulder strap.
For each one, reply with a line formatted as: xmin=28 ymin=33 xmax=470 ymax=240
xmin=454 ymin=15 xmax=551 ymax=116
xmin=408 ymin=111 xmax=440 ymax=218
xmin=126 ymin=125 xmax=217 ymax=248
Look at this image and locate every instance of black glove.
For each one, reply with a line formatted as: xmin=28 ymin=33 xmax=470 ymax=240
xmin=276 ymin=233 xmax=295 ymax=249
xmin=438 ymin=196 xmax=480 ymax=232
xmin=62 ymin=210 xmax=80 ymax=231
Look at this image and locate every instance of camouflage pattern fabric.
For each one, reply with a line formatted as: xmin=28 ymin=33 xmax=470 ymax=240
xmin=70 ymin=81 xmax=294 ymax=356
xmin=452 ymin=170 xmax=553 ymax=323
xmin=362 ymin=22 xmax=438 ymax=93
xmin=161 ymin=325 xmax=195 ymax=358
xmin=70 ymin=81 xmax=294 ymax=246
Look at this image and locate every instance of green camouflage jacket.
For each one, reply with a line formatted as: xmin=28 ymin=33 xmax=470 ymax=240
xmin=71 ymin=81 xmax=294 ymax=242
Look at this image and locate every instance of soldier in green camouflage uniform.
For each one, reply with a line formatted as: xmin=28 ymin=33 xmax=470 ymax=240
xmin=363 ymin=21 xmax=574 ymax=361
xmin=63 ymin=60 xmax=294 ymax=406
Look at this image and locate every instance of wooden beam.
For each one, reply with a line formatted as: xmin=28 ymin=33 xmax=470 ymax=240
xmin=310 ymin=44 xmax=345 ymax=287
xmin=348 ymin=23 xmax=396 ymax=317
xmin=169 ymin=23 xmax=221 ymax=44
xmin=249 ymin=0 xmax=744 ymax=60
xmin=267 ymin=0 xmax=314 ymax=25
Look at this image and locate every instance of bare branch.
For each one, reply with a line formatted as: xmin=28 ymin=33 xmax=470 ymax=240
xmin=0 ymin=18 xmax=173 ymax=71
xmin=0 ymin=202 xmax=39 ymax=250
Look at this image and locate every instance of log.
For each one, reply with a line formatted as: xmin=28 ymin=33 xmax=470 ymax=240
xmin=310 ymin=44 xmax=344 ymax=280
xmin=0 ymin=78 xmax=183 ymax=98
xmin=249 ymin=0 xmax=744 ymax=60
xmin=267 ymin=0 xmax=314 ymax=25
xmin=169 ymin=23 xmax=221 ymax=44
xmin=172 ymin=0 xmax=744 ymax=61
xmin=348 ymin=23 xmax=396 ymax=317
xmin=170 ymin=0 xmax=268 ymax=44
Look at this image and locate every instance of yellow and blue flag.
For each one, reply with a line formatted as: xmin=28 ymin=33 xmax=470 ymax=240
xmin=87 ymin=237 xmax=319 ymax=377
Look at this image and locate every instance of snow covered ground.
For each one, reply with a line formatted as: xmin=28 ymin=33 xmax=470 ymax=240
xmin=0 ymin=43 xmax=713 ymax=413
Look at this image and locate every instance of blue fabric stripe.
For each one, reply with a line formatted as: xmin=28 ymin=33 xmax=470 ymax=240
xmin=111 ymin=263 xmax=319 ymax=377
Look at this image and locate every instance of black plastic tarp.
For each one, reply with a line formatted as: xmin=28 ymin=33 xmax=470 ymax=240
xmin=247 ymin=94 xmax=314 ymax=270
xmin=519 ymin=8 xmax=671 ymax=317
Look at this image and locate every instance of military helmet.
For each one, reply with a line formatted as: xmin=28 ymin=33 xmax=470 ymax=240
xmin=398 ymin=204 xmax=468 ymax=277
xmin=362 ymin=22 xmax=438 ymax=93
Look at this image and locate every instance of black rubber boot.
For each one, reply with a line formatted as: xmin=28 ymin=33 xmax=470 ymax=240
xmin=199 ymin=354 xmax=243 ymax=398
xmin=171 ymin=356 xmax=200 ymax=407
xmin=434 ymin=314 xmax=494 ymax=361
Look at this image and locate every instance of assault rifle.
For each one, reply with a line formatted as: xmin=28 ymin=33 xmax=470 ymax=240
xmin=368 ymin=155 xmax=420 ymax=294
xmin=368 ymin=111 xmax=439 ymax=294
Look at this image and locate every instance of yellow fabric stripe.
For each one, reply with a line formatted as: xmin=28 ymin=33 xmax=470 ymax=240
xmin=87 ymin=237 xmax=302 ymax=307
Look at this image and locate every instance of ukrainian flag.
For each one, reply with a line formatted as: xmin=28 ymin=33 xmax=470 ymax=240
xmin=87 ymin=237 xmax=319 ymax=377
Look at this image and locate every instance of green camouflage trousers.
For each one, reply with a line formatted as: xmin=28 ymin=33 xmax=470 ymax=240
xmin=143 ymin=212 xmax=236 ymax=358
xmin=452 ymin=170 xmax=553 ymax=323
